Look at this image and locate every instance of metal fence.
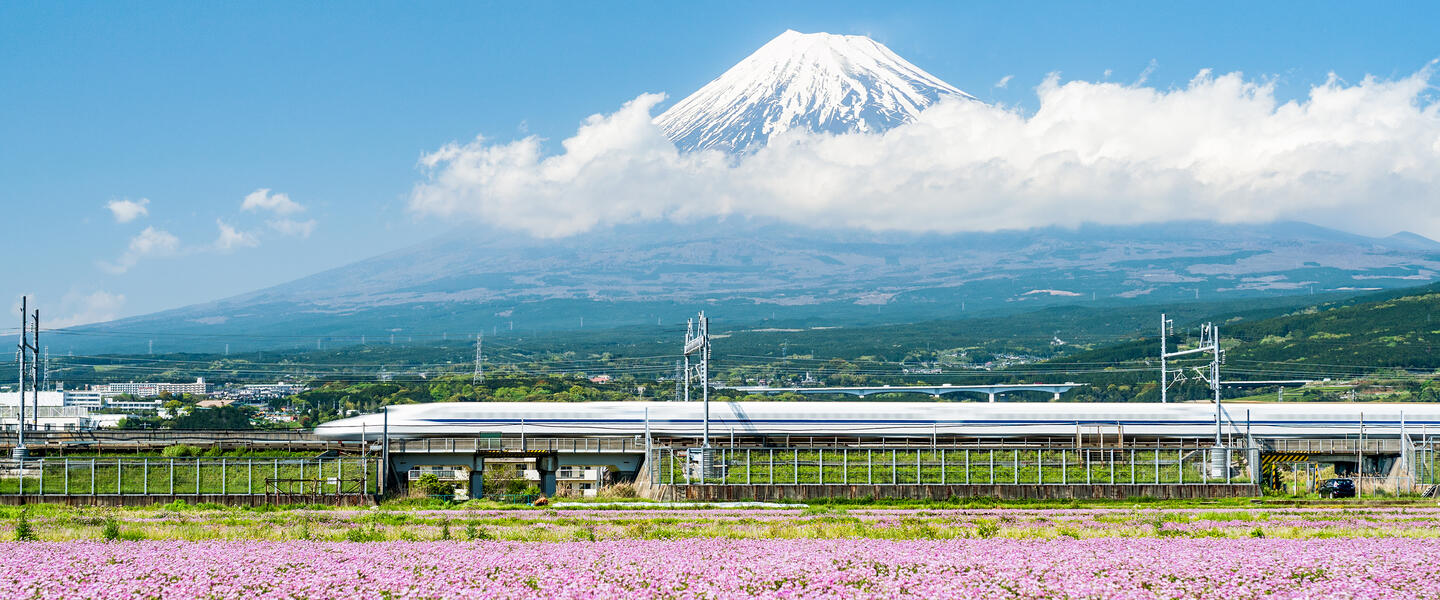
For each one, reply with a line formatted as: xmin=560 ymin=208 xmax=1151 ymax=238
xmin=649 ymin=446 xmax=1257 ymax=486
xmin=1413 ymin=445 xmax=1440 ymax=486
xmin=0 ymin=458 xmax=379 ymax=496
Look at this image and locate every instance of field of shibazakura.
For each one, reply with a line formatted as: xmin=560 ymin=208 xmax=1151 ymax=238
xmin=5 ymin=503 xmax=1440 ymax=598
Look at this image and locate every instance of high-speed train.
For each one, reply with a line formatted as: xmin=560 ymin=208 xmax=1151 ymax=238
xmin=313 ymin=401 xmax=1440 ymax=440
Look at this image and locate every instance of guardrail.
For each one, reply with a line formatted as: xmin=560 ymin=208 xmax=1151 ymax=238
xmin=649 ymin=446 xmax=1258 ymax=487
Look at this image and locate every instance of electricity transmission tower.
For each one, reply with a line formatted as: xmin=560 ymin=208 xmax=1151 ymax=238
xmin=472 ymin=333 xmax=484 ymax=385
xmin=673 ymin=360 xmax=683 ymax=402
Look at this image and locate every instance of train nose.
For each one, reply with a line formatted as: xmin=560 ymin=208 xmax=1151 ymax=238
xmin=313 ymin=414 xmax=381 ymax=440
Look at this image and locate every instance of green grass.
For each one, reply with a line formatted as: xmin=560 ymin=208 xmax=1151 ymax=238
xmin=3 ymin=502 xmax=1440 ymax=542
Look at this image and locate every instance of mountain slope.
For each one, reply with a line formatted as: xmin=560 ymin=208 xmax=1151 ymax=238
xmin=58 ymin=221 xmax=1440 ymax=354
xmin=655 ymin=30 xmax=973 ymax=153
xmin=1053 ymin=282 xmax=1440 ymax=376
xmin=54 ymin=32 xmax=1440 ymax=356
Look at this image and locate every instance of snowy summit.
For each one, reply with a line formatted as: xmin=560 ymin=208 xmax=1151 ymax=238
xmin=655 ymin=30 xmax=973 ymax=153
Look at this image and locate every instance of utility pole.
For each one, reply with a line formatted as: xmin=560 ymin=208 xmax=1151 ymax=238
xmin=30 ymin=308 xmax=39 ymax=431
xmin=1210 ymin=324 xmax=1223 ymax=449
xmin=1160 ymin=317 xmax=1224 ymax=447
xmin=381 ymin=407 xmax=389 ymax=497
xmin=683 ymin=312 xmax=711 ymax=448
xmin=682 ymin=320 xmax=692 ymax=404
xmin=14 ymin=297 xmax=31 ymax=457
xmin=1159 ymin=314 xmax=1173 ymax=403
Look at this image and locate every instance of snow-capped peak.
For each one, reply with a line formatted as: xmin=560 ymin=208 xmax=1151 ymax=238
xmin=656 ymin=30 xmax=974 ymax=153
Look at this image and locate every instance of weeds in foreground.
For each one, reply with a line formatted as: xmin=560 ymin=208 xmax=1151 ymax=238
xmin=15 ymin=510 xmax=36 ymax=542
xmin=101 ymin=516 xmax=120 ymax=541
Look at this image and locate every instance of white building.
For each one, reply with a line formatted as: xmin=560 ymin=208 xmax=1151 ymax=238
xmin=556 ymin=466 xmax=610 ymax=497
xmin=0 ymin=394 xmax=96 ymax=430
xmin=242 ymin=381 xmax=303 ymax=397
xmin=102 ymin=377 xmax=211 ymax=397
xmin=0 ymin=391 xmax=67 ymax=408
xmin=0 ymin=389 xmax=160 ymax=412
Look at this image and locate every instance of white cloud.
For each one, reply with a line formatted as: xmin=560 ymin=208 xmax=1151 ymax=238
xmin=408 ymin=65 xmax=1440 ymax=240
xmin=241 ymin=188 xmax=304 ymax=215
xmin=268 ymin=218 xmax=317 ymax=238
xmin=99 ymin=226 xmax=181 ymax=274
xmin=48 ymin=291 xmax=126 ymax=328
xmin=105 ymin=198 xmax=150 ymax=223
xmin=994 ymin=75 xmax=1014 ymax=89
xmin=213 ymin=219 xmax=259 ymax=251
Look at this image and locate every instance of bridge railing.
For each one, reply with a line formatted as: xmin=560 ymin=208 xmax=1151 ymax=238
xmin=648 ymin=446 xmax=1257 ymax=487
xmin=1264 ymin=438 xmax=1405 ymax=454
xmin=386 ymin=436 xmax=645 ymax=454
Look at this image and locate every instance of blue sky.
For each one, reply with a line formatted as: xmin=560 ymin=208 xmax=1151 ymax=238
xmin=2 ymin=1 xmax=1437 ymax=325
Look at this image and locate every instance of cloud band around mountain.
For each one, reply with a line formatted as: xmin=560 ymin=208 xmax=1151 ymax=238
xmin=409 ymin=66 xmax=1440 ymax=239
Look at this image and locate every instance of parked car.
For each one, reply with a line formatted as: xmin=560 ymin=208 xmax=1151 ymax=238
xmin=1317 ymin=478 xmax=1356 ymax=498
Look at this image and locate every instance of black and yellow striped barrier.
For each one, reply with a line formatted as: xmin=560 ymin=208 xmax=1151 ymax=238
xmin=1261 ymin=454 xmax=1314 ymax=490
xmin=1263 ymin=453 xmax=1312 ymax=466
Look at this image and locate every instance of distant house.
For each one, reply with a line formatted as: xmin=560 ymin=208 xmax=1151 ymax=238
xmin=589 ymin=375 xmax=613 ymax=384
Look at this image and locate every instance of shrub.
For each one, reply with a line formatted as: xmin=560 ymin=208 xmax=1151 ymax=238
xmin=597 ymin=483 xmax=638 ymax=499
xmin=483 ymin=467 xmax=529 ymax=495
xmin=161 ymin=445 xmax=200 ymax=458
xmin=15 ymin=510 xmax=36 ymax=542
xmin=345 ymin=525 xmax=386 ymax=542
xmin=413 ymin=473 xmax=456 ymax=497
xmin=974 ymin=519 xmax=1000 ymax=539
xmin=440 ymin=518 xmax=452 ymax=540
xmin=464 ymin=523 xmax=489 ymax=541
xmin=101 ymin=516 xmax=120 ymax=541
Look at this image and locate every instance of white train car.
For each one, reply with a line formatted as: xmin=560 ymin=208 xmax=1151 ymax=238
xmin=313 ymin=401 xmax=1440 ymax=440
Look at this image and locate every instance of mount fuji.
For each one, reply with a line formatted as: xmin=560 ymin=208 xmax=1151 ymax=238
xmin=656 ymin=30 xmax=973 ymax=153
xmin=64 ymin=31 xmax=1440 ymax=354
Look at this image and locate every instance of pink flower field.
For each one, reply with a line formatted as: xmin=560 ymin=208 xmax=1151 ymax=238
xmin=4 ymin=537 xmax=1438 ymax=599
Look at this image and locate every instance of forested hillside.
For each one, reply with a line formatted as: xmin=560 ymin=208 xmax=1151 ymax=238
xmin=1048 ymin=283 xmax=1440 ymax=402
